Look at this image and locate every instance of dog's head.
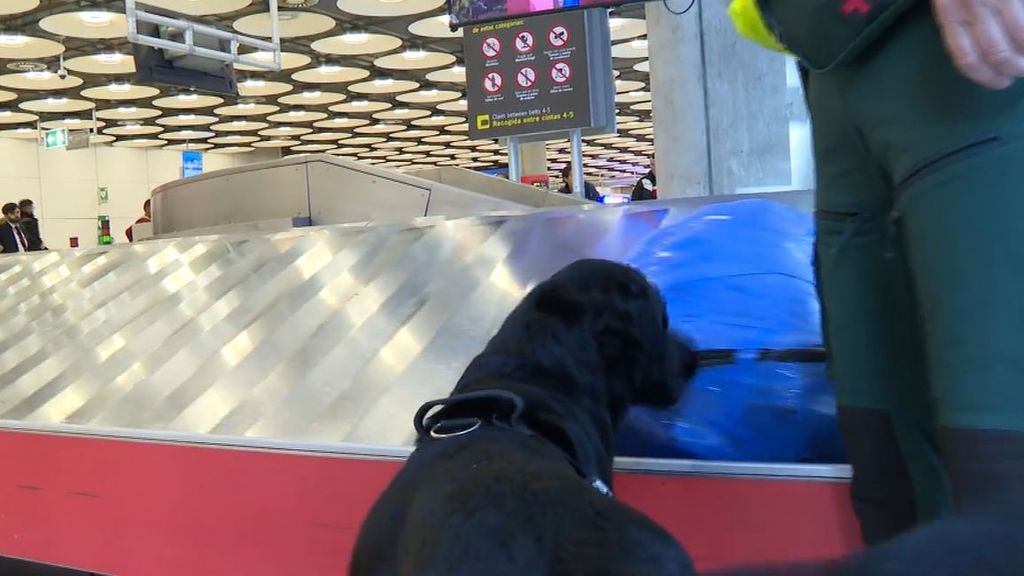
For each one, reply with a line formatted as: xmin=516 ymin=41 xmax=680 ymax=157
xmin=470 ymin=259 xmax=697 ymax=421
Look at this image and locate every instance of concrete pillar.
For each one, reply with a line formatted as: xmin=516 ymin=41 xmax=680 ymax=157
xmin=647 ymin=0 xmax=710 ymax=198
xmin=646 ymin=0 xmax=814 ymax=197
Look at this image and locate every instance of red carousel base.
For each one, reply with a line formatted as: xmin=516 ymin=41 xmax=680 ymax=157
xmin=0 ymin=430 xmax=860 ymax=575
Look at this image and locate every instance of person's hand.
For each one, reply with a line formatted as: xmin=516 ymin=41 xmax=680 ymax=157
xmin=932 ymin=0 xmax=1024 ymax=89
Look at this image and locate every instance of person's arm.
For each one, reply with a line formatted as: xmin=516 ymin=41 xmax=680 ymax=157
xmin=933 ymin=0 xmax=1024 ymax=89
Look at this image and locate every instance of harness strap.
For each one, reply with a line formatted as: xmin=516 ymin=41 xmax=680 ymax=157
xmin=697 ymin=347 xmax=827 ymax=367
xmin=413 ymin=389 xmax=613 ymax=497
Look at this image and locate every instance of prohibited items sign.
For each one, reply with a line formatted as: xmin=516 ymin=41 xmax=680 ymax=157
xmin=481 ymin=36 xmax=501 ymax=59
xmin=514 ymin=31 xmax=535 ymax=53
xmin=483 ymin=71 xmax=504 ymax=93
xmin=548 ymin=25 xmax=569 ymax=48
xmin=550 ymin=62 xmax=571 ymax=84
xmin=516 ymin=66 xmax=537 ymax=88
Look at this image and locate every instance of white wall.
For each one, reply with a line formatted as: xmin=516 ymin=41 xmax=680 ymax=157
xmin=0 ymin=138 xmax=279 ymax=248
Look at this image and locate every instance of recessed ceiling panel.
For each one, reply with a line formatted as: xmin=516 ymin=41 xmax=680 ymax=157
xmin=337 ymin=0 xmax=444 ymax=17
xmin=138 ymin=0 xmax=253 ymax=16
xmin=39 ymin=11 xmax=128 ymax=39
xmin=234 ymin=11 xmax=335 ymax=38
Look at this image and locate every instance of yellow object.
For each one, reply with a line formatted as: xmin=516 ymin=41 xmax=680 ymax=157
xmin=728 ymin=0 xmax=790 ymax=54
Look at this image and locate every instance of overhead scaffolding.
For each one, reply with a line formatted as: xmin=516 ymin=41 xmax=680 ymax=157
xmin=125 ymin=0 xmax=283 ymax=72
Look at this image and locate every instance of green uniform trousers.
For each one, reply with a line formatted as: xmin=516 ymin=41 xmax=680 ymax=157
xmin=807 ymin=3 xmax=1024 ymax=545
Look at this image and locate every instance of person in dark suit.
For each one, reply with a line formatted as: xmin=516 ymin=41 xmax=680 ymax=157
xmin=631 ymin=158 xmax=657 ymax=201
xmin=557 ymin=164 xmax=601 ymax=202
xmin=17 ymin=199 xmax=44 ymax=251
xmin=0 ymin=202 xmax=32 ymax=254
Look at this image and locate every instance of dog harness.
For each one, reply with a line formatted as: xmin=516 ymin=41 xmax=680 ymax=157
xmin=414 ymin=390 xmax=614 ymax=498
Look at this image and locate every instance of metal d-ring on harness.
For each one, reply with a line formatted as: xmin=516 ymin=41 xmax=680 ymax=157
xmin=414 ymin=390 xmax=528 ymax=439
xmin=413 ymin=390 xmax=614 ymax=498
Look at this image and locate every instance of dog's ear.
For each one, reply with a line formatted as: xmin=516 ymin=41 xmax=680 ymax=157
xmin=533 ymin=282 xmax=587 ymax=325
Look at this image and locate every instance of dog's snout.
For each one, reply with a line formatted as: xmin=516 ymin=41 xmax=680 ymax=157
xmin=672 ymin=333 xmax=699 ymax=383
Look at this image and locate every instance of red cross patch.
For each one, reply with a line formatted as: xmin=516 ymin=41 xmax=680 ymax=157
xmin=841 ymin=0 xmax=872 ymax=15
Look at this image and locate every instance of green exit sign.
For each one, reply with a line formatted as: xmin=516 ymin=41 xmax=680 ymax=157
xmin=42 ymin=128 xmax=68 ymax=150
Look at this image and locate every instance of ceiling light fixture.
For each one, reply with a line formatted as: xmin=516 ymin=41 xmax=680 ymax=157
xmin=318 ymin=64 xmax=342 ymax=74
xmin=79 ymin=11 xmax=115 ymax=26
xmin=0 ymin=110 xmax=11 ymax=117
xmin=64 ymin=117 xmax=82 ymax=124
xmin=108 ymin=82 xmax=132 ymax=93
xmin=179 ymin=114 xmax=196 ymax=120
xmin=94 ymin=52 xmax=125 ymax=64
xmin=117 ymin=106 xmax=137 ymax=113
xmin=630 ymin=38 xmax=648 ymax=50
xmin=608 ymin=17 xmax=624 ymax=29
xmin=341 ymin=31 xmax=369 ymax=44
xmin=351 ymin=100 xmax=369 ymax=107
xmin=46 ymin=97 xmax=68 ymax=105
xmin=301 ymin=90 xmax=322 ymax=98
xmin=0 ymin=34 xmax=28 ymax=47
xmin=403 ymin=49 xmax=427 ymax=60
xmin=243 ymin=78 xmax=266 ymax=88
xmin=373 ymin=77 xmax=394 ymax=86
xmin=16 ymin=127 xmax=33 ymax=133
xmin=26 ymin=70 xmax=52 ymax=81
xmin=252 ymin=51 xmax=275 ymax=61
xmin=238 ymin=102 xmax=256 ymax=109
xmin=421 ymin=89 xmax=438 ymax=96
xmin=178 ymin=93 xmax=199 ymax=101
xmin=288 ymin=110 xmax=306 ymax=117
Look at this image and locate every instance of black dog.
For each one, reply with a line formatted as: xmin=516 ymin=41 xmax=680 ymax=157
xmin=351 ymin=259 xmax=698 ymax=576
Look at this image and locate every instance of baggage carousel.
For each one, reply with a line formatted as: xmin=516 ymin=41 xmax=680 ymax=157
xmin=0 ymin=180 xmax=858 ymax=575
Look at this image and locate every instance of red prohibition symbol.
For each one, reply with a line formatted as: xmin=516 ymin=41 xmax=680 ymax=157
xmin=483 ymin=71 xmax=504 ymax=93
xmin=516 ymin=66 xmax=537 ymax=88
xmin=550 ymin=61 xmax=571 ymax=84
xmin=548 ymin=25 xmax=569 ymax=48
xmin=481 ymin=36 xmax=501 ymax=59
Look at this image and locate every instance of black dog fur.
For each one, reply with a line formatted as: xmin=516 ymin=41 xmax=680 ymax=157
xmin=351 ymin=259 xmax=698 ymax=576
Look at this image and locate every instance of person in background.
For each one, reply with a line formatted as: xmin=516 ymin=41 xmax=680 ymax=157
xmin=17 ymin=199 xmax=44 ymax=251
xmin=0 ymin=203 xmax=31 ymax=254
xmin=631 ymin=158 xmax=657 ymax=201
xmin=126 ymin=199 xmax=152 ymax=243
xmin=557 ymin=164 xmax=601 ymax=202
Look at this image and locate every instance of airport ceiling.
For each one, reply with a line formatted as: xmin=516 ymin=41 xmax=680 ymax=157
xmin=0 ymin=0 xmax=654 ymax=180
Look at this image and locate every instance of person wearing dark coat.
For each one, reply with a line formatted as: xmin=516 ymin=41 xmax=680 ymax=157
xmin=631 ymin=159 xmax=657 ymax=201
xmin=17 ymin=199 xmax=44 ymax=251
xmin=0 ymin=203 xmax=32 ymax=254
xmin=557 ymin=164 xmax=601 ymax=202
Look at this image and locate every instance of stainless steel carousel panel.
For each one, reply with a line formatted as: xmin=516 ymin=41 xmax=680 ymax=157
xmin=0 ymin=203 xmax=696 ymax=447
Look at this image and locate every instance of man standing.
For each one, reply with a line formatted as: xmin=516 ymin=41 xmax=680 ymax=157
xmin=126 ymin=199 xmax=152 ymax=243
xmin=557 ymin=164 xmax=601 ymax=201
xmin=631 ymin=159 xmax=657 ymax=201
xmin=17 ymin=199 xmax=43 ymax=251
xmin=731 ymin=0 xmax=1024 ymax=545
xmin=0 ymin=203 xmax=31 ymax=254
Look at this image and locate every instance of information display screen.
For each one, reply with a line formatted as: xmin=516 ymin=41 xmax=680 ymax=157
xmin=450 ymin=0 xmax=645 ymax=28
